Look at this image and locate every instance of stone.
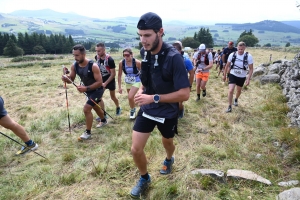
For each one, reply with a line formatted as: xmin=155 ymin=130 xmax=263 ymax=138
xmin=277 ymin=187 xmax=300 ymax=200
xmin=191 ymin=169 xmax=224 ymax=178
xmin=260 ymin=74 xmax=280 ymax=85
xmin=278 ymin=180 xmax=299 ymax=187
xmin=227 ymin=169 xmax=272 ymax=185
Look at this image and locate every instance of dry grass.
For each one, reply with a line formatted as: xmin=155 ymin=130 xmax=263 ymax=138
xmin=0 ymin=48 xmax=299 ymax=200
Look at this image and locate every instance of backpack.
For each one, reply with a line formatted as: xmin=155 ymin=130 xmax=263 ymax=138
xmin=122 ymin=58 xmax=139 ymax=75
xmin=74 ymin=60 xmax=95 ymax=85
xmin=196 ymin=52 xmax=209 ymax=65
xmin=97 ymin=54 xmax=111 ymax=76
xmin=230 ymin=52 xmax=249 ymax=70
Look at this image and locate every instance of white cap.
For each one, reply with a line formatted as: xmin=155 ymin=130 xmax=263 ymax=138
xmin=174 ymin=40 xmax=182 ymax=48
xmin=199 ymin=44 xmax=206 ymax=50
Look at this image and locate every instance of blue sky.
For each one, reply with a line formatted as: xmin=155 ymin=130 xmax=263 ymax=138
xmin=0 ymin=0 xmax=299 ymax=24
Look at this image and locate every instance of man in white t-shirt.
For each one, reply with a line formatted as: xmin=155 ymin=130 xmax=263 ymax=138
xmin=222 ymin=41 xmax=254 ymax=113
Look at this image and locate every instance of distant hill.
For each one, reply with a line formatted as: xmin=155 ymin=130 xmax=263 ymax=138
xmin=0 ymin=14 xmax=4 ymax=19
xmin=10 ymin=9 xmax=91 ymax=20
xmin=281 ymin=20 xmax=300 ymax=29
xmin=216 ymin=20 xmax=300 ymax=34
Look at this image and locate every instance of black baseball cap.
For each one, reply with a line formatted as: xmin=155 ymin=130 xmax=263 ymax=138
xmin=137 ymin=12 xmax=162 ymax=30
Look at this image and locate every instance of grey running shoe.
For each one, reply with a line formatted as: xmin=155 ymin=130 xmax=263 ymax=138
xmin=233 ymin=99 xmax=238 ymax=106
xmin=116 ymin=107 xmax=122 ymax=116
xmin=78 ymin=131 xmax=91 ymax=141
xmin=15 ymin=142 xmax=38 ymax=155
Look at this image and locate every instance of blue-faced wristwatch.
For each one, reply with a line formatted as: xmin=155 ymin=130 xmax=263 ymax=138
xmin=153 ymin=94 xmax=160 ymax=103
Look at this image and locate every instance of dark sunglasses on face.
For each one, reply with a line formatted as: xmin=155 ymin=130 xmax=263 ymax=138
xmin=123 ymin=54 xmax=131 ymax=57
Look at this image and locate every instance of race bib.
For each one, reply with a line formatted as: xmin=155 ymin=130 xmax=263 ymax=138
xmin=124 ymin=75 xmax=136 ymax=84
xmin=234 ymin=69 xmax=242 ymax=74
xmin=142 ymin=112 xmax=165 ymax=124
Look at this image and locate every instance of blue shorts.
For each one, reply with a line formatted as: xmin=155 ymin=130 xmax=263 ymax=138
xmin=0 ymin=96 xmax=8 ymax=119
xmin=133 ymin=109 xmax=178 ymax=139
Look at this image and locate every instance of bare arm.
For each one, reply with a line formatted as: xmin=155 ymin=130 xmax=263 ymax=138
xmin=188 ymin=69 xmax=194 ymax=87
xmin=118 ymin=60 xmax=123 ymax=92
xmin=245 ymin=63 xmax=254 ymax=86
xmin=135 ymin=59 xmax=142 ymax=71
xmin=134 ymin=87 xmax=190 ymax=106
xmin=89 ymin=63 xmax=103 ymax=90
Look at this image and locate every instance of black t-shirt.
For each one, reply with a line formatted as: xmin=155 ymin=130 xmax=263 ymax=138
xmin=223 ymin=47 xmax=237 ymax=62
xmin=97 ymin=55 xmax=116 ymax=82
xmin=140 ymin=43 xmax=190 ymax=119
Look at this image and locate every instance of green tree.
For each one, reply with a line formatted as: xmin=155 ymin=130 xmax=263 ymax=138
xmin=23 ymin=32 xmax=32 ymax=54
xmin=182 ymin=37 xmax=200 ymax=49
xmin=285 ymin=42 xmax=291 ymax=47
xmin=32 ymin=45 xmax=46 ymax=54
xmin=237 ymin=35 xmax=259 ymax=47
xmin=3 ymin=38 xmax=24 ymax=57
xmin=263 ymin=43 xmax=272 ymax=47
xmin=195 ymin=28 xmax=214 ymax=48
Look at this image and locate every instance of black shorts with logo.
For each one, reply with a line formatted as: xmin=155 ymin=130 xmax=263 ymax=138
xmin=86 ymin=88 xmax=104 ymax=106
xmin=133 ymin=109 xmax=178 ymax=139
xmin=0 ymin=96 xmax=8 ymax=119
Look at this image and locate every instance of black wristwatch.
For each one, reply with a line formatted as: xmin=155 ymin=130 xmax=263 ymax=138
xmin=153 ymin=94 xmax=160 ymax=103
xmin=86 ymin=86 xmax=91 ymax=91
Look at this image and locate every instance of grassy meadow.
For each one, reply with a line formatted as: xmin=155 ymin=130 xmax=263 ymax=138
xmin=0 ymin=48 xmax=299 ymax=200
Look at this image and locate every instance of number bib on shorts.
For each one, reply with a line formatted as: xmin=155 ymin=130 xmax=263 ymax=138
xmin=125 ymin=75 xmax=136 ymax=84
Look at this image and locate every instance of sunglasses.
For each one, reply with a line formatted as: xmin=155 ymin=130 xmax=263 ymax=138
xmin=123 ymin=54 xmax=131 ymax=57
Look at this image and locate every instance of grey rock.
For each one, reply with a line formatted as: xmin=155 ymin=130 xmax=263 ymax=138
xmin=277 ymin=187 xmax=300 ymax=200
xmin=268 ymin=63 xmax=280 ymax=74
xmin=260 ymin=74 xmax=280 ymax=85
xmin=227 ymin=169 xmax=272 ymax=185
xmin=278 ymin=180 xmax=299 ymax=187
xmin=252 ymin=66 xmax=267 ymax=78
xmin=255 ymin=154 xmax=262 ymax=159
xmin=191 ymin=169 xmax=224 ymax=178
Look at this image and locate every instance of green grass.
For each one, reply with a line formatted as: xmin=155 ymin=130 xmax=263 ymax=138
xmin=0 ymin=49 xmax=299 ymax=199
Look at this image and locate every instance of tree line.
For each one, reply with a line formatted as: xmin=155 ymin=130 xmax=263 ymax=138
xmin=181 ymin=28 xmax=259 ymax=49
xmin=0 ymin=32 xmax=75 ymax=57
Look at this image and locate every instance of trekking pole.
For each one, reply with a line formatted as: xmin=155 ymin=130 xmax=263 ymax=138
xmin=62 ymin=75 xmax=114 ymax=120
xmin=0 ymin=131 xmax=47 ymax=159
xmin=62 ymin=65 xmax=71 ymax=134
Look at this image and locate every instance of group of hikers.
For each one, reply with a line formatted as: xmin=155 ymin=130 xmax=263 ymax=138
xmin=0 ymin=12 xmax=254 ymax=198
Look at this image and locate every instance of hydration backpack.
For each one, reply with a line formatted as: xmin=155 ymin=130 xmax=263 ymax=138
xmin=196 ymin=52 xmax=209 ymax=65
xmin=230 ymin=52 xmax=249 ymax=70
xmin=122 ymin=58 xmax=139 ymax=75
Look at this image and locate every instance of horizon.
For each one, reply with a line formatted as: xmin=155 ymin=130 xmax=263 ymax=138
xmin=0 ymin=0 xmax=300 ymax=24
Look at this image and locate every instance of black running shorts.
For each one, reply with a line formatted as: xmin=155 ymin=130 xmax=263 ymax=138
xmin=103 ymin=77 xmax=116 ymax=91
xmin=228 ymin=73 xmax=246 ymax=87
xmin=133 ymin=109 xmax=178 ymax=139
xmin=86 ymin=88 xmax=104 ymax=106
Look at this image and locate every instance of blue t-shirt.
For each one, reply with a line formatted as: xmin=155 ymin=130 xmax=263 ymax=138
xmin=183 ymin=55 xmax=193 ymax=72
xmin=0 ymin=96 xmax=8 ymax=118
xmin=140 ymin=44 xmax=190 ymax=118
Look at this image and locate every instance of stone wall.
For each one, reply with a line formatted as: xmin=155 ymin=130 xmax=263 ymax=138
xmin=252 ymin=52 xmax=300 ymax=128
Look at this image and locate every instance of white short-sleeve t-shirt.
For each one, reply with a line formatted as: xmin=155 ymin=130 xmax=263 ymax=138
xmin=228 ymin=52 xmax=253 ymax=78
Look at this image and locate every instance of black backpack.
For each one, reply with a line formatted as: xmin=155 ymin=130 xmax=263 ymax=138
xmin=122 ymin=58 xmax=139 ymax=75
xmin=230 ymin=52 xmax=249 ymax=70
